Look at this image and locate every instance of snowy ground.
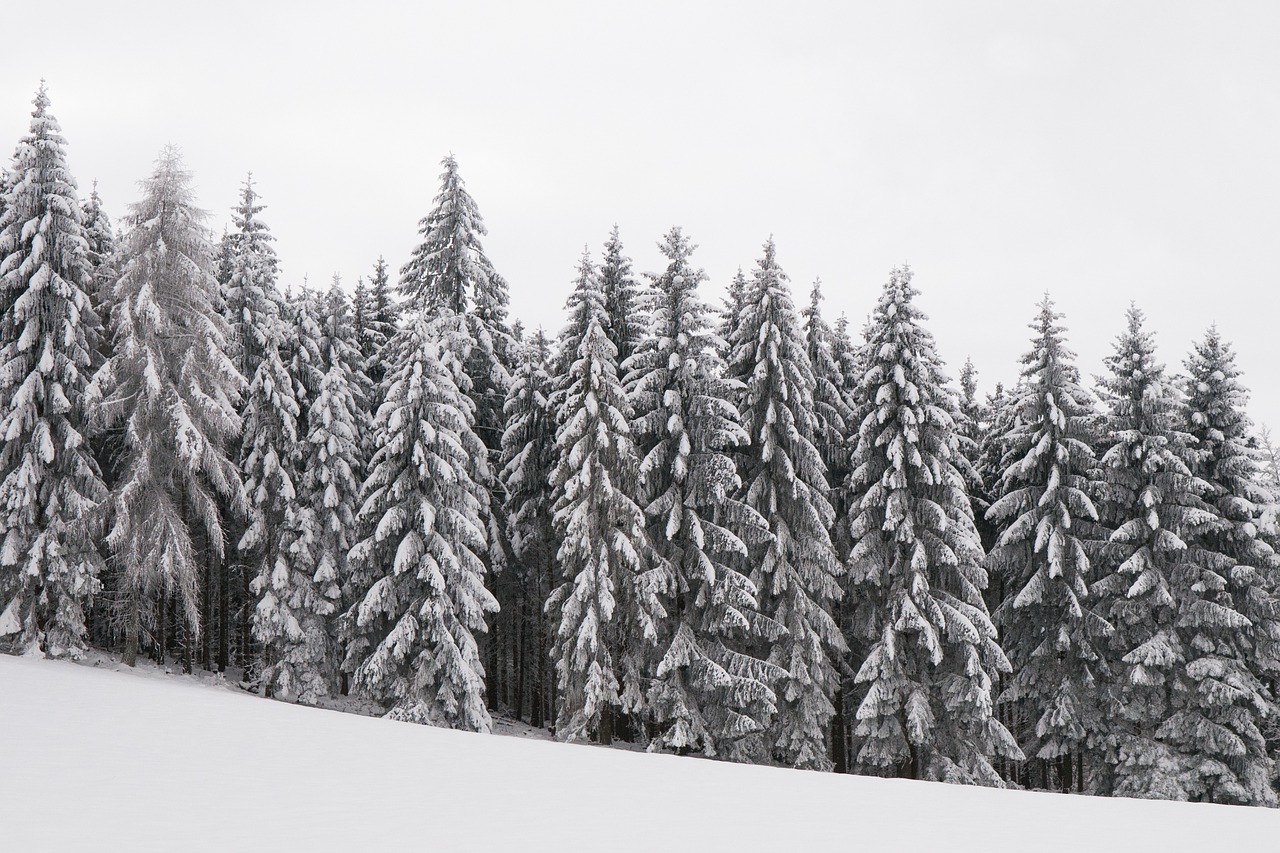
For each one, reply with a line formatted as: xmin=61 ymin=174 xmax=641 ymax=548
xmin=1 ymin=654 xmax=1276 ymax=852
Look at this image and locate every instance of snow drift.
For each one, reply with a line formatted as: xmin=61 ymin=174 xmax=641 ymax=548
xmin=0 ymin=654 xmax=1274 ymax=852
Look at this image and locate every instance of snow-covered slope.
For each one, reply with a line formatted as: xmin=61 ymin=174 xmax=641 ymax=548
xmin=1 ymin=654 xmax=1275 ymax=852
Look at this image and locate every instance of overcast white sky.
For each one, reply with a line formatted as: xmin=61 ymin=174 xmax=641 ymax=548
xmin=3 ymin=2 xmax=1278 ymax=429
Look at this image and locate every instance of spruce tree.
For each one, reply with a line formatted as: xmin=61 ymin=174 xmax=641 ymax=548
xmin=599 ymin=225 xmax=644 ymax=367
xmin=548 ymin=253 xmax=660 ymax=743
xmin=1090 ymin=305 xmax=1217 ymax=800
xmin=499 ymin=329 xmax=558 ymax=726
xmin=984 ymin=296 xmax=1111 ymax=791
xmin=728 ymin=238 xmax=845 ymax=770
xmin=346 ymin=310 xmax=497 ymax=730
xmin=1172 ymin=327 xmax=1280 ymax=805
xmin=627 ymin=227 xmax=780 ymax=760
xmin=364 ymin=255 xmax=399 ymax=388
xmin=844 ymin=266 xmax=1019 ymax=784
xmin=88 ymin=146 xmax=244 ymax=667
xmin=0 ymin=84 xmax=107 ymax=658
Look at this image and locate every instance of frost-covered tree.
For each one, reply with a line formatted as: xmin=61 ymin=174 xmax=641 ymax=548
xmin=88 ymin=146 xmax=244 ymax=667
xmin=728 ymin=238 xmax=845 ymax=770
xmin=1090 ymin=305 xmax=1220 ymax=800
xmin=984 ymin=296 xmax=1111 ymax=791
xmin=222 ymin=175 xmax=280 ymax=383
xmin=548 ymin=253 xmax=661 ymax=744
xmin=845 ymin=266 xmax=1019 ymax=784
xmin=1171 ymin=327 xmax=1280 ymax=806
xmin=718 ymin=267 xmax=750 ymax=363
xmin=626 ymin=227 xmax=780 ymax=760
xmin=363 ymin=256 xmax=399 ymax=388
xmin=803 ymin=279 xmax=854 ymax=489
xmin=346 ymin=310 xmax=497 ymax=730
xmin=499 ymin=329 xmax=558 ymax=726
xmin=599 ymin=225 xmax=644 ymax=367
xmin=81 ymin=181 xmax=117 ymax=324
xmin=0 ymin=84 xmax=107 ymax=659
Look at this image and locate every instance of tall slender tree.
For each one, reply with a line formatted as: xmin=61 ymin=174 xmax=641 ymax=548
xmin=985 ymin=296 xmax=1111 ymax=791
xmin=845 ymin=266 xmax=1020 ymax=784
xmin=0 ymin=84 xmax=107 ymax=658
xmin=88 ymin=146 xmax=244 ymax=667
xmin=599 ymin=225 xmax=644 ymax=368
xmin=1090 ymin=306 xmax=1216 ymax=800
xmin=627 ymin=228 xmax=780 ymax=760
xmin=548 ymin=253 xmax=661 ymax=744
xmin=728 ymin=238 xmax=845 ymax=770
xmin=345 ymin=310 xmax=497 ymax=730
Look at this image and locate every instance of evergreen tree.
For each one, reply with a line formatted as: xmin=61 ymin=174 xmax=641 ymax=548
xmin=803 ymin=278 xmax=854 ymax=488
xmin=548 ymin=253 xmax=660 ymax=743
xmin=222 ymin=175 xmax=279 ymax=383
xmin=1090 ymin=305 xmax=1217 ymax=800
xmin=364 ymin=256 xmax=399 ymax=388
xmin=599 ymin=225 xmax=644 ymax=367
xmin=346 ymin=310 xmax=497 ymax=730
xmin=728 ymin=238 xmax=845 ymax=770
xmin=0 ymin=84 xmax=107 ymax=658
xmin=718 ymin=267 xmax=750 ymax=362
xmin=499 ymin=329 xmax=558 ymax=726
xmin=627 ymin=227 xmax=780 ymax=760
xmin=1172 ymin=327 xmax=1280 ymax=805
xmin=984 ymin=296 xmax=1111 ymax=791
xmin=88 ymin=146 xmax=244 ymax=667
xmin=845 ymin=265 xmax=1019 ymax=784
xmin=82 ymin=181 xmax=117 ymax=323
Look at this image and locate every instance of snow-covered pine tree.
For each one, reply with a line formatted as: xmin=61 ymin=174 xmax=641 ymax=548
xmin=803 ymin=279 xmax=855 ymax=492
xmin=1090 ymin=305 xmax=1217 ymax=800
xmin=728 ymin=238 xmax=845 ymax=770
xmin=599 ymin=225 xmax=645 ymax=367
xmin=88 ymin=146 xmax=244 ymax=667
xmin=548 ymin=252 xmax=661 ymax=744
xmin=984 ymin=296 xmax=1111 ymax=792
xmin=82 ymin=181 xmax=117 ymax=325
xmin=297 ymin=279 xmax=365 ymax=696
xmin=1169 ymin=326 xmax=1280 ymax=806
xmin=346 ymin=309 xmax=497 ymax=730
xmin=364 ymin=255 xmax=399 ymax=388
xmin=399 ymin=155 xmax=512 ymax=705
xmin=844 ymin=265 xmax=1020 ymax=784
xmin=222 ymin=175 xmax=279 ymax=383
xmin=0 ymin=84 xmax=107 ymax=659
xmin=718 ymin=267 xmax=750 ymax=363
xmin=625 ymin=227 xmax=780 ymax=761
xmin=499 ymin=329 xmax=559 ymax=727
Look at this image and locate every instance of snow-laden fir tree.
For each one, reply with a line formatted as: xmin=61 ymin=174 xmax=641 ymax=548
xmin=599 ymin=225 xmax=645 ymax=367
xmin=718 ymin=267 xmax=750 ymax=363
xmin=498 ymin=328 xmax=559 ymax=726
xmin=399 ymin=155 xmax=512 ymax=699
xmin=0 ymin=84 xmax=107 ymax=659
xmin=81 ymin=181 xmax=117 ymax=325
xmin=1169 ymin=326 xmax=1280 ymax=806
xmin=1090 ymin=305 xmax=1220 ymax=800
xmin=548 ymin=252 xmax=662 ymax=744
xmin=728 ymin=238 xmax=846 ymax=770
xmin=363 ymin=255 xmax=399 ymax=388
xmin=984 ymin=296 xmax=1111 ymax=791
xmin=240 ymin=297 xmax=332 ymax=703
xmin=844 ymin=266 xmax=1020 ymax=784
xmin=803 ymin=279 xmax=855 ymax=490
xmin=222 ymin=175 xmax=279 ymax=383
xmin=88 ymin=146 xmax=244 ymax=667
xmin=346 ymin=309 xmax=497 ymax=730
xmin=626 ymin=227 xmax=780 ymax=760
xmin=296 ymin=279 xmax=365 ymax=695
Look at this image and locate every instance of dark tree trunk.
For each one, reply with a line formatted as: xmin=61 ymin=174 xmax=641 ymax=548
xmin=217 ymin=550 xmax=229 ymax=673
xmin=831 ymin=682 xmax=848 ymax=774
xmin=122 ymin=590 xmax=140 ymax=667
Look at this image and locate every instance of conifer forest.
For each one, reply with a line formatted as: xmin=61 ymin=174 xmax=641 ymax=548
xmin=6 ymin=80 xmax=1280 ymax=811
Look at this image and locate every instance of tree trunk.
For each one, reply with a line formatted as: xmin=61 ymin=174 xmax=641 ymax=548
xmin=122 ymin=590 xmax=140 ymax=667
xmin=514 ymin=594 xmax=526 ymax=722
xmin=598 ymin=704 xmax=613 ymax=746
xmin=831 ymin=681 xmax=848 ymax=774
xmin=217 ymin=550 xmax=229 ymax=673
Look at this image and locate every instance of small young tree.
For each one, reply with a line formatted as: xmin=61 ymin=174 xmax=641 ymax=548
xmin=728 ymin=238 xmax=846 ymax=770
xmin=88 ymin=147 xmax=244 ymax=667
xmin=845 ymin=266 xmax=1020 ymax=784
xmin=0 ymin=84 xmax=107 ymax=658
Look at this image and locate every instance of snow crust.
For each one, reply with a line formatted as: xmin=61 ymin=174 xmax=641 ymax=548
xmin=1 ymin=654 xmax=1276 ymax=852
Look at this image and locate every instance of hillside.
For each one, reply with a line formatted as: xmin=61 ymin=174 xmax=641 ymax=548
xmin=1 ymin=655 xmax=1276 ymax=852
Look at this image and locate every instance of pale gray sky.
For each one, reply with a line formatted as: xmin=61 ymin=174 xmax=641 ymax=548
xmin=4 ymin=2 xmax=1278 ymax=428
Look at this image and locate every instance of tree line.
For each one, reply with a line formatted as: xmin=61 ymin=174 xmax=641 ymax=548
xmin=2 ymin=85 xmax=1278 ymax=807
